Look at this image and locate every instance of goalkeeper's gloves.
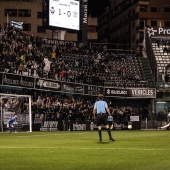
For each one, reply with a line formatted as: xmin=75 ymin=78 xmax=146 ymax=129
xmin=6 ymin=124 xmax=9 ymax=128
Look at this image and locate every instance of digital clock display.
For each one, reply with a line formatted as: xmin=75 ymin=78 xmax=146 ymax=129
xmin=49 ymin=0 xmax=80 ymax=30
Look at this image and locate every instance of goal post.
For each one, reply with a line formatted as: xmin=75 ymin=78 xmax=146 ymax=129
xmin=0 ymin=93 xmax=32 ymax=132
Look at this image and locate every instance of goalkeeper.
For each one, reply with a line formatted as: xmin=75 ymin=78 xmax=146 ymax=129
xmin=7 ymin=114 xmax=18 ymax=133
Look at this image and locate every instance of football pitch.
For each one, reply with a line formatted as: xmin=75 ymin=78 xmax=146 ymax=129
xmin=0 ymin=130 xmax=170 ymax=170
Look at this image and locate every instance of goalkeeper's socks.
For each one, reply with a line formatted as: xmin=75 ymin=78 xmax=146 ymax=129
xmin=98 ymin=130 xmax=102 ymax=140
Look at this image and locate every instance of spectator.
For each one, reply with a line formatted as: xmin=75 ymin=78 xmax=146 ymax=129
xmin=31 ymin=61 xmax=37 ymax=76
xmin=18 ymin=62 xmax=24 ymax=75
xmin=60 ymin=70 xmax=65 ymax=81
xmin=156 ymin=39 xmax=160 ymax=48
xmin=27 ymin=59 xmax=32 ymax=76
xmin=163 ymin=46 xmax=169 ymax=54
xmin=51 ymin=50 xmax=56 ymax=62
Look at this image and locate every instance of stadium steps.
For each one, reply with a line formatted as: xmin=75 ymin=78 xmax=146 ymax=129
xmin=141 ymin=58 xmax=155 ymax=88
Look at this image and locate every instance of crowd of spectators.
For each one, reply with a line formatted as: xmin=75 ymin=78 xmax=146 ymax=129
xmin=2 ymin=90 xmax=149 ymax=127
xmin=156 ymin=39 xmax=170 ymax=54
xmin=0 ymin=25 xmax=151 ymax=130
xmin=0 ymin=25 xmax=147 ymax=87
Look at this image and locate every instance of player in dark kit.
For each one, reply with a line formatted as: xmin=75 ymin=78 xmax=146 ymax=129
xmin=7 ymin=114 xmax=18 ymax=133
xmin=93 ymin=94 xmax=115 ymax=142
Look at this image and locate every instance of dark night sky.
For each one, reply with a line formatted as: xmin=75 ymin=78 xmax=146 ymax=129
xmin=88 ymin=0 xmax=109 ymax=17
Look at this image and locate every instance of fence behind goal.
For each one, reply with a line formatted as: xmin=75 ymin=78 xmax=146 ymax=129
xmin=0 ymin=93 xmax=32 ymax=132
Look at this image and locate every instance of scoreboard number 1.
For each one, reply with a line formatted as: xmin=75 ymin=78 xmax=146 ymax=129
xmin=59 ymin=9 xmax=71 ymax=17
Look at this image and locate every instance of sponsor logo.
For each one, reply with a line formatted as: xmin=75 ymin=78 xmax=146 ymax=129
xmin=3 ymin=75 xmax=34 ymax=87
xmin=147 ymin=27 xmax=170 ymax=37
xmin=88 ymin=86 xmax=101 ymax=92
xmin=106 ymin=89 xmax=127 ymax=95
xmin=73 ymin=123 xmax=86 ymax=130
xmin=62 ymin=84 xmax=74 ymax=92
xmin=105 ymin=88 xmax=156 ymax=98
xmin=131 ymin=89 xmax=154 ymax=96
xmin=42 ymin=38 xmax=76 ymax=46
xmin=147 ymin=27 xmax=157 ymax=37
xmin=37 ymin=79 xmax=60 ymax=89
xmin=83 ymin=5 xmax=87 ymax=24
xmin=3 ymin=75 xmax=19 ymax=85
xmin=62 ymin=83 xmax=83 ymax=93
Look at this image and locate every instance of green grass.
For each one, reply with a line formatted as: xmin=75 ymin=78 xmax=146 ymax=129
xmin=0 ymin=130 xmax=170 ymax=170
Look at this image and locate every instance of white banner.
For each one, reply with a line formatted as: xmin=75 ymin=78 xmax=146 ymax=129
xmin=130 ymin=116 xmax=140 ymax=122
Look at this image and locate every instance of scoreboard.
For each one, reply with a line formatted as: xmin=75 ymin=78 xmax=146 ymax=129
xmin=48 ymin=0 xmax=80 ymax=30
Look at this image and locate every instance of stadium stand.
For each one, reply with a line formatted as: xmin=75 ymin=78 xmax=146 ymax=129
xmin=1 ymin=26 xmax=167 ymax=131
xmin=152 ymin=40 xmax=170 ymax=79
xmin=0 ymin=26 xmax=149 ymax=88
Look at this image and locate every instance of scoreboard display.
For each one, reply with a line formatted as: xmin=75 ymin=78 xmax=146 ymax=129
xmin=48 ymin=0 xmax=80 ymax=30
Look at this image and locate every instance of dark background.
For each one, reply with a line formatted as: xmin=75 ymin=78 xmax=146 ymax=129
xmin=88 ymin=0 xmax=109 ymax=17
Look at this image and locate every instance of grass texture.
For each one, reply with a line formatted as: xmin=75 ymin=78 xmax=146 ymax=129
xmin=0 ymin=130 xmax=170 ymax=170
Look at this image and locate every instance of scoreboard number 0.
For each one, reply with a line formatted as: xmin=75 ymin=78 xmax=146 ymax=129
xmin=59 ymin=9 xmax=71 ymax=17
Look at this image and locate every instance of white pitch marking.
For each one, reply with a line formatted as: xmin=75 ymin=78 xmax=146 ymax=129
xmin=0 ymin=146 xmax=166 ymax=151
xmin=17 ymin=132 xmax=87 ymax=137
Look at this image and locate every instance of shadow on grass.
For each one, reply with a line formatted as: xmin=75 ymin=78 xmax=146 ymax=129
xmin=96 ymin=141 xmax=110 ymax=144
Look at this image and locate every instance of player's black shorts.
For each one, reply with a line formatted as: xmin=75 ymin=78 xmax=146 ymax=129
xmin=97 ymin=114 xmax=108 ymax=126
xmin=108 ymin=121 xmax=113 ymax=126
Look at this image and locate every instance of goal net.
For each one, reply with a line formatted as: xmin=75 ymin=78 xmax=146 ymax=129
xmin=0 ymin=93 xmax=32 ymax=132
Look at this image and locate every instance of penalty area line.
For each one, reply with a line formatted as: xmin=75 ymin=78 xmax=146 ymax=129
xmin=17 ymin=132 xmax=88 ymax=137
xmin=0 ymin=146 xmax=166 ymax=151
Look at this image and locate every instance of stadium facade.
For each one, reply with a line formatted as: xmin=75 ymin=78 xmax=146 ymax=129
xmin=0 ymin=0 xmax=98 ymax=41
xmin=98 ymin=0 xmax=170 ymax=52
